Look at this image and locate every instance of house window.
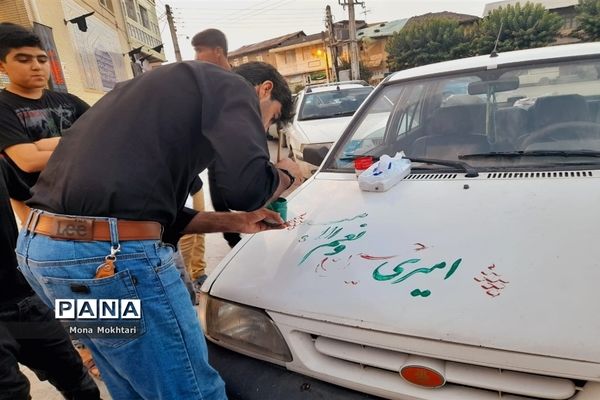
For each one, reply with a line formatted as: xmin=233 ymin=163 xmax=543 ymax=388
xmin=139 ymin=6 xmax=150 ymax=28
xmin=232 ymin=58 xmax=240 ymax=67
xmin=125 ymin=0 xmax=138 ymax=21
xmin=256 ymin=55 xmax=263 ymax=62
xmin=242 ymin=56 xmax=249 ymax=63
xmin=302 ymin=47 xmax=311 ymax=60
xmin=284 ymin=50 xmax=296 ymax=64
xmin=99 ymin=0 xmax=114 ymax=12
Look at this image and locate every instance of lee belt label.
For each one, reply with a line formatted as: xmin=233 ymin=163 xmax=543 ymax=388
xmin=53 ymin=219 xmax=94 ymax=241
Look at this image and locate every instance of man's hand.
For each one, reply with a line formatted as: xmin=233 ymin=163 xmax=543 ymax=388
xmin=275 ymin=158 xmax=303 ymax=186
xmin=183 ymin=209 xmax=286 ymax=234
xmin=231 ymin=208 xmax=286 ymax=233
xmin=269 ymin=158 xmax=304 ymax=202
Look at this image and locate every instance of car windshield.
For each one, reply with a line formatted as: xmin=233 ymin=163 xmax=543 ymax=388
xmin=328 ymin=56 xmax=600 ymax=172
xmin=298 ymin=87 xmax=373 ymax=121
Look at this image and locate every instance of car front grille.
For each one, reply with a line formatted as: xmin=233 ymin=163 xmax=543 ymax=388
xmin=313 ymin=335 xmax=577 ymax=399
xmin=269 ymin=313 xmax=597 ymax=400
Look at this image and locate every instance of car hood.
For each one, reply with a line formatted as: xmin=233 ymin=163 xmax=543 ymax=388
xmin=210 ymin=173 xmax=600 ymax=363
xmin=295 ymin=117 xmax=353 ymax=144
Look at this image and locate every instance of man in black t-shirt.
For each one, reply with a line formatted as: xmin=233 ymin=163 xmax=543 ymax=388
xmin=0 ymin=158 xmax=100 ymax=400
xmin=0 ymin=23 xmax=88 ymax=220
xmin=0 ymin=22 xmax=99 ymax=380
xmin=20 ymin=58 xmax=302 ymax=399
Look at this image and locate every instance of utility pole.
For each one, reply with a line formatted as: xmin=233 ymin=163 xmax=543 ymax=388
xmin=338 ymin=0 xmax=364 ymax=80
xmin=325 ymin=5 xmax=338 ymax=82
xmin=165 ymin=4 xmax=182 ymax=62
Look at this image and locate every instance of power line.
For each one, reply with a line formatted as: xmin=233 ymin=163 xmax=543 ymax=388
xmin=175 ymin=0 xmax=275 ymax=26
xmin=212 ymin=0 xmax=295 ymax=25
xmin=178 ymin=16 xmax=324 ymax=22
xmin=177 ymin=11 xmax=324 ymax=18
xmin=175 ymin=7 xmax=322 ymax=12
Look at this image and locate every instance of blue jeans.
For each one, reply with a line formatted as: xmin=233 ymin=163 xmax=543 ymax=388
xmin=16 ymin=212 xmax=226 ymax=400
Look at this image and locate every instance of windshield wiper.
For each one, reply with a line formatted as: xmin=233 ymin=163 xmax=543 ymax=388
xmin=339 ymin=155 xmax=479 ymax=177
xmin=331 ymin=111 xmax=356 ymax=117
xmin=460 ymin=150 xmax=600 ymax=159
xmin=409 ymin=157 xmax=479 ymax=177
xmin=300 ymin=112 xmax=354 ymax=121
xmin=339 ymin=154 xmax=380 ymax=162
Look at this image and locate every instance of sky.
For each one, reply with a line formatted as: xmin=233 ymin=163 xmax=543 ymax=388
xmin=154 ymin=0 xmax=492 ymax=62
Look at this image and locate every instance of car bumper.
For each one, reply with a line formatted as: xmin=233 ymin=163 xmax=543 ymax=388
xmin=207 ymin=341 xmax=383 ymax=400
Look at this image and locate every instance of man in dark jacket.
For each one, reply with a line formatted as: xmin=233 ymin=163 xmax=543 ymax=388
xmin=18 ymin=59 xmax=301 ymax=400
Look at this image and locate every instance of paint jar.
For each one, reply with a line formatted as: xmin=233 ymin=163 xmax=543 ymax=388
xmin=266 ymin=197 xmax=288 ymax=221
xmin=354 ymin=156 xmax=374 ymax=177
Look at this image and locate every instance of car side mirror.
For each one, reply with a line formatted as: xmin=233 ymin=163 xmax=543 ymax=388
xmin=303 ymin=145 xmax=329 ymax=166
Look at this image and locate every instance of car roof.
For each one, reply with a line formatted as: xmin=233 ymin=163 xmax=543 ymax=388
xmin=386 ymin=42 xmax=600 ymax=83
xmin=305 ymin=81 xmax=372 ymax=93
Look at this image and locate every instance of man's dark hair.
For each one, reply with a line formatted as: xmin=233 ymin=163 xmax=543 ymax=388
xmin=234 ymin=62 xmax=293 ymax=125
xmin=191 ymin=29 xmax=228 ymax=55
xmin=0 ymin=23 xmax=44 ymax=61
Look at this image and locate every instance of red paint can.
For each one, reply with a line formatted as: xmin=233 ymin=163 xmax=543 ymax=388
xmin=354 ymin=156 xmax=373 ymax=177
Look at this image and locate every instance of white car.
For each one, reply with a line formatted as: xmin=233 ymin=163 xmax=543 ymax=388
xmin=286 ymin=81 xmax=373 ymax=166
xmin=200 ymin=42 xmax=600 ymax=399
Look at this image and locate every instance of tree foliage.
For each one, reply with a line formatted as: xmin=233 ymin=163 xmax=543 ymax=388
xmin=339 ymin=59 xmax=373 ymax=82
xmin=472 ymin=2 xmax=563 ymax=54
xmin=576 ymin=0 xmax=600 ymax=40
xmin=385 ymin=18 xmax=469 ymax=71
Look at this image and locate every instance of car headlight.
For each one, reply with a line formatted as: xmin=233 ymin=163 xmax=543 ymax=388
xmin=199 ymin=293 xmax=292 ymax=363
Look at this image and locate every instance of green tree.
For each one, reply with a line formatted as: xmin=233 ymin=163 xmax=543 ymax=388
xmin=293 ymin=84 xmax=305 ymax=94
xmin=473 ymin=2 xmax=563 ymax=54
xmin=576 ymin=0 xmax=600 ymax=41
xmin=385 ymin=18 xmax=470 ymax=72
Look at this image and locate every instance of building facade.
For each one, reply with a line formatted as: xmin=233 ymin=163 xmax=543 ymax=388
xmin=356 ymin=19 xmax=407 ymax=83
xmin=0 ymin=0 xmax=165 ymax=104
xmin=269 ymin=32 xmax=333 ymax=87
xmin=228 ymin=31 xmax=304 ymax=68
xmin=121 ymin=0 xmax=165 ymax=72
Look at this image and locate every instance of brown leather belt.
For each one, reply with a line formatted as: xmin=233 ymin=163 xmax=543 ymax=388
xmin=26 ymin=212 xmax=162 ymax=242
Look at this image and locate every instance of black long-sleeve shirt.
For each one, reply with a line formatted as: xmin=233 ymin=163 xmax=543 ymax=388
xmin=28 ymin=62 xmax=279 ymax=227
xmin=0 ymin=157 xmax=33 ymax=303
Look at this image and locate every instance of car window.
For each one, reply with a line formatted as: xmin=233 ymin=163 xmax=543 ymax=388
xmin=394 ymin=84 xmax=426 ymax=137
xmin=298 ymin=87 xmax=373 ymax=121
xmin=335 ymin=85 xmax=404 ymax=164
xmin=328 ymin=57 xmax=600 ymax=172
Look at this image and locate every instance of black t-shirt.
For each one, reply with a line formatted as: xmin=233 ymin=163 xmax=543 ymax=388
xmin=0 ymin=89 xmax=89 ymax=187
xmin=28 ymin=62 xmax=279 ymax=227
xmin=0 ymin=157 xmax=33 ymax=303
